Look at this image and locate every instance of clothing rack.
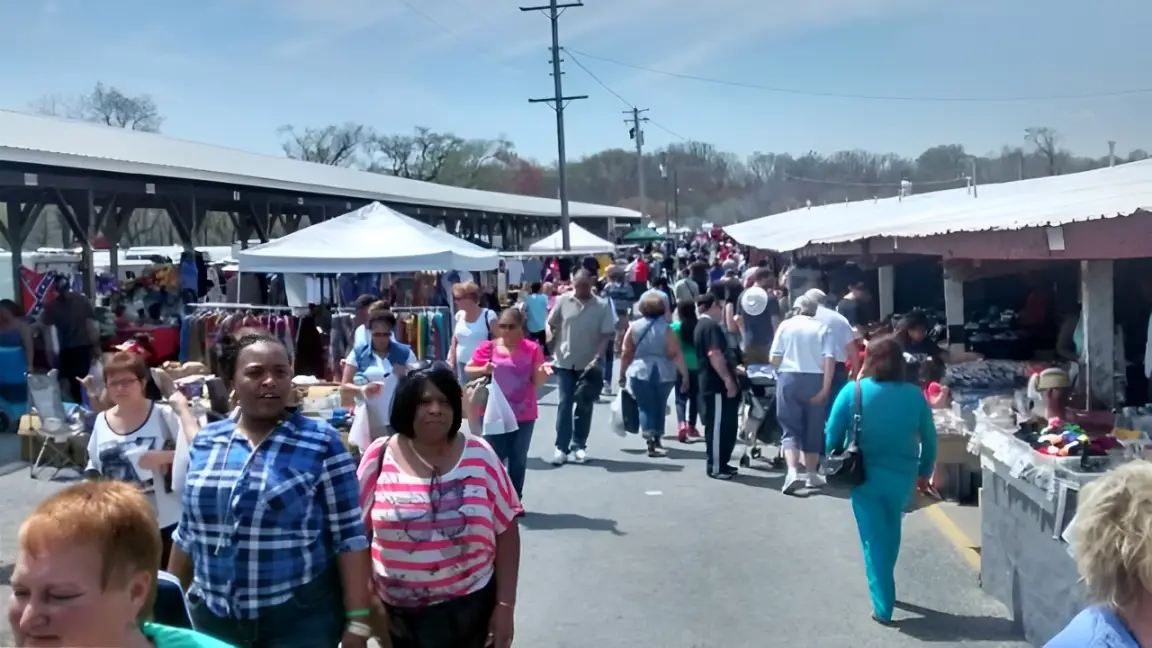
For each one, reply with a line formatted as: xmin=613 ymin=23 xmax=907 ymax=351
xmin=391 ymin=306 xmax=449 ymax=312
xmin=190 ymin=302 xmax=295 ymax=312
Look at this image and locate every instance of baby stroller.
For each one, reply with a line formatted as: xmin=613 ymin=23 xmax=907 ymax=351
xmin=0 ymin=346 xmax=30 ymax=433
xmin=738 ymin=365 xmax=785 ymax=469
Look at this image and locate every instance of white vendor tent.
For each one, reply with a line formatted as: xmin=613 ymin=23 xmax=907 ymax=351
xmin=528 ymin=223 xmax=616 ymax=254
xmin=236 ymin=202 xmax=499 ymax=273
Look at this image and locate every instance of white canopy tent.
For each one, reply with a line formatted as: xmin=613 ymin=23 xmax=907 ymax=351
xmin=236 ymin=202 xmax=500 ymax=273
xmin=528 ymin=223 xmax=616 ymax=254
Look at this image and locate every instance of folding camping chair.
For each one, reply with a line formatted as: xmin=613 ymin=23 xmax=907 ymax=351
xmin=27 ymin=371 xmax=87 ymax=480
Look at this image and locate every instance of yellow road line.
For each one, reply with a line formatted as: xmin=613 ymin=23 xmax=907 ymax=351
xmin=923 ymin=504 xmax=982 ymax=571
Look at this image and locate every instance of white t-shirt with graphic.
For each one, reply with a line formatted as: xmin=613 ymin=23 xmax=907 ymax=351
xmin=86 ymin=403 xmax=187 ymax=530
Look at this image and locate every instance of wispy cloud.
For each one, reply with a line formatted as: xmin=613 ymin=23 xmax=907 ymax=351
xmin=633 ymin=0 xmax=923 ymax=83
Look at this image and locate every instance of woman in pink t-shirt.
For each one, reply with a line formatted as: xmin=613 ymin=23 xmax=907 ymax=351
xmin=466 ymin=308 xmax=550 ymax=500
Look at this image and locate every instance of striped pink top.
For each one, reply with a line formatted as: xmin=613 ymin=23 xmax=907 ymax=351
xmin=356 ymin=434 xmax=522 ymax=608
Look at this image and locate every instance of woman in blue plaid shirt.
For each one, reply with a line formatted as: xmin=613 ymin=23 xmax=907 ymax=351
xmin=167 ymin=331 xmax=374 ymax=648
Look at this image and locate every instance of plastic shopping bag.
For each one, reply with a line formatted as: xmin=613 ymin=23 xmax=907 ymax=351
xmin=482 ymin=380 xmax=519 ymax=437
xmin=611 ymin=389 xmax=640 ymax=436
xmin=611 ymin=391 xmax=628 ymax=437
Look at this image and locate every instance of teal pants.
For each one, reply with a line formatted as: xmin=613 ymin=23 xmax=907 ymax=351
xmin=850 ymin=470 xmax=914 ymax=621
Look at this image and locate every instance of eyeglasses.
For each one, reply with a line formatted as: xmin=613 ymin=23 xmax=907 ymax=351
xmin=107 ymin=378 xmax=142 ymax=390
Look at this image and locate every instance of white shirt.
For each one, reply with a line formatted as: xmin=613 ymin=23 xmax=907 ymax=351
xmin=770 ymin=315 xmax=835 ymax=374
xmin=814 ymin=305 xmax=855 ymax=363
xmin=346 ymin=346 xmax=419 ymax=425
xmin=454 ymin=308 xmax=496 ymax=366
xmin=86 ymin=403 xmax=187 ymax=529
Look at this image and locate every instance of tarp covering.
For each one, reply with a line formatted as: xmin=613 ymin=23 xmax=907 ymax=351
xmin=528 ymin=223 xmax=616 ymax=254
xmin=236 ymin=202 xmax=499 ymax=273
xmin=622 ymin=226 xmax=664 ymax=242
xmin=726 ymin=159 xmax=1152 ymax=252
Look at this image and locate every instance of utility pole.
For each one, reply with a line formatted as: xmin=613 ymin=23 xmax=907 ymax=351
xmin=522 ymin=0 xmax=586 ymax=251
xmin=625 ymin=107 xmax=649 ymax=220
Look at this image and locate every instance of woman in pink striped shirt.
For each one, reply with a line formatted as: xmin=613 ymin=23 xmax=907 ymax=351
xmin=357 ymin=361 xmax=522 ymax=648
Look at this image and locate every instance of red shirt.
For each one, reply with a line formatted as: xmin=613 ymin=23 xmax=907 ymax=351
xmin=633 ymin=259 xmax=648 ymax=283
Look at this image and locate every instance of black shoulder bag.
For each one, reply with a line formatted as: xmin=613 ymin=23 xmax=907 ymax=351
xmin=826 ymin=380 xmax=866 ymax=488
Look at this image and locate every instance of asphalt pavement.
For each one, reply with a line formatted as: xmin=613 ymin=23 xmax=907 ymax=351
xmin=0 ymin=383 xmax=1034 ymax=647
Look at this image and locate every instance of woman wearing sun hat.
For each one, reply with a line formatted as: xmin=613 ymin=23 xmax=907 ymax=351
xmin=736 ymin=267 xmax=782 ymax=365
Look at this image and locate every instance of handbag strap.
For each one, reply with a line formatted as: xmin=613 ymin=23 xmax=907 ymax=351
xmin=850 ymin=380 xmax=863 ymax=444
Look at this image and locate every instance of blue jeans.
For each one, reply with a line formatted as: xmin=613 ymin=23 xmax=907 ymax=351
xmin=189 ymin=570 xmax=343 ymax=648
xmin=554 ymin=367 xmax=600 ymax=452
xmin=485 ymin=419 xmax=535 ymax=499
xmin=629 ymin=375 xmax=674 ymax=438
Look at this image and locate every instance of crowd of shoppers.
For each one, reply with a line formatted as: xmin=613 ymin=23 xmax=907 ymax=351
xmin=11 ymin=235 xmax=962 ymax=647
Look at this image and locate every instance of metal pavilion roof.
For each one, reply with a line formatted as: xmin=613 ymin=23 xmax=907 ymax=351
xmin=726 ymin=159 xmax=1152 ymax=252
xmin=0 ymin=109 xmax=640 ymax=220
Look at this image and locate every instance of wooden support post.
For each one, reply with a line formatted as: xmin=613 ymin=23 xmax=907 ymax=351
xmin=1081 ymin=260 xmax=1116 ymax=408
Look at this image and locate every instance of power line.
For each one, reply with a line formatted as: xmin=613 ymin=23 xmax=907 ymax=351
xmin=565 ymin=49 xmax=633 ymax=109
xmin=393 ymin=0 xmax=523 ymax=72
xmin=566 ymin=48 xmax=691 ymax=143
xmin=648 ymin=119 xmax=686 ymax=141
xmin=564 ymin=48 xmax=1152 ymax=103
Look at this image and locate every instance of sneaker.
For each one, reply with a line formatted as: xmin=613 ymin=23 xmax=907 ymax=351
xmin=648 ymin=440 xmax=667 ymax=458
xmin=806 ymin=472 xmax=827 ymax=488
xmin=720 ymin=464 xmax=738 ymax=475
xmin=687 ymin=427 xmax=703 ymax=441
xmin=708 ymin=470 xmax=734 ymax=481
xmin=570 ymin=449 xmax=587 ymax=464
xmin=782 ymin=472 xmax=804 ymax=495
xmin=550 ymin=449 xmax=567 ymax=466
xmin=677 ymin=423 xmax=690 ymax=444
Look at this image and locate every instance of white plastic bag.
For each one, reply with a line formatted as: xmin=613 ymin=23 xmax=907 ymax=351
xmin=482 ymin=380 xmax=519 ymax=437
xmin=610 ymin=391 xmax=628 ymax=437
xmin=349 ymin=383 xmax=391 ymax=452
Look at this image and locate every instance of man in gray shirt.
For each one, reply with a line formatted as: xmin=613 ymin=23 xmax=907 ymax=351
xmin=736 ymin=267 xmax=782 ymax=365
xmin=547 ymin=270 xmax=616 ymax=466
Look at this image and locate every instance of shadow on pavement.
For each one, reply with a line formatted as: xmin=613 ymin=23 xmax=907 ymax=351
xmin=526 ymin=457 xmax=684 ymax=474
xmin=519 ymin=512 xmax=625 ymax=536
xmin=619 ymin=447 xmax=703 ymax=461
xmin=893 ymin=600 xmax=1022 ymax=642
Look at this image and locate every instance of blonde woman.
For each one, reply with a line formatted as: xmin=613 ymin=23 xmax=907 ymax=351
xmin=1047 ymin=461 xmax=1152 ymax=647
xmin=448 ymin=281 xmax=496 ymax=385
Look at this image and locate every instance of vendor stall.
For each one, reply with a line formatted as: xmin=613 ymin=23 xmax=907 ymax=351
xmin=231 ymin=202 xmax=498 ymax=376
xmin=528 ymin=223 xmax=616 ymax=255
xmin=965 ymin=368 xmax=1149 ymax=646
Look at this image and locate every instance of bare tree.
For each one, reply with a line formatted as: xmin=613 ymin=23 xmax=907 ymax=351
xmin=365 ymin=127 xmax=514 ymax=189
xmin=29 ymin=93 xmax=85 ymax=120
xmin=32 ymin=82 xmax=163 ymax=132
xmin=278 ymin=123 xmax=369 ymax=167
xmin=1025 ymin=126 xmax=1060 ymax=176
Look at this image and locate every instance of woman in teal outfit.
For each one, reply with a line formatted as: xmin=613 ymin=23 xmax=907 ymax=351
xmin=825 ymin=336 xmax=938 ymax=625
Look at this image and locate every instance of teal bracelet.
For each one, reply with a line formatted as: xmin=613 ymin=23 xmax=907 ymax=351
xmin=346 ymin=609 xmax=371 ymax=619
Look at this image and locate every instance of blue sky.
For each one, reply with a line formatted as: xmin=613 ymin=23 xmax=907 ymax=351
xmin=2 ymin=0 xmax=1150 ymax=164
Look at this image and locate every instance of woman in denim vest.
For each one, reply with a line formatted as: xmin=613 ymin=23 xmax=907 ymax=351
xmin=341 ymin=310 xmax=419 ymax=441
xmin=618 ymin=293 xmax=690 ymax=457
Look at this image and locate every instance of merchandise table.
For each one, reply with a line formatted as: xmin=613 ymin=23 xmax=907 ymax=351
xmin=973 ymin=428 xmax=1115 ymax=646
